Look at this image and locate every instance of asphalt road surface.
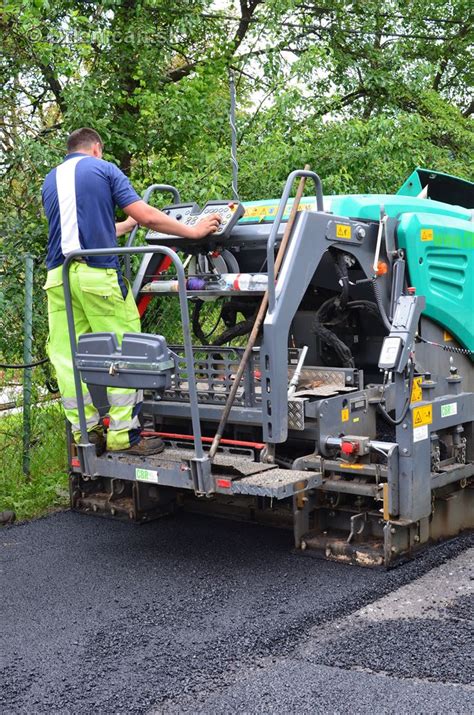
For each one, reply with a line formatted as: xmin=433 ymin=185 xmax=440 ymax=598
xmin=1 ymin=511 xmax=473 ymax=714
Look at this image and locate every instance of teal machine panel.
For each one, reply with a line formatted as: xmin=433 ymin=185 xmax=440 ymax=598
xmin=397 ymin=212 xmax=473 ymax=353
xmin=240 ymin=168 xmax=473 ymax=352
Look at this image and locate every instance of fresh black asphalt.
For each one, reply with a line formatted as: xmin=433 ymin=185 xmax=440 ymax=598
xmin=1 ymin=511 xmax=472 ymax=713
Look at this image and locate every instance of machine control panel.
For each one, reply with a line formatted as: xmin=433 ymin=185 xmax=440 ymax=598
xmin=194 ymin=201 xmax=245 ymax=237
xmin=146 ymin=200 xmax=245 ymax=242
xmin=161 ymin=202 xmax=200 ymax=222
xmin=147 ymin=203 xmax=200 ymax=241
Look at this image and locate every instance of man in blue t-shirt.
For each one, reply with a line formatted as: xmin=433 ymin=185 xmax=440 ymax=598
xmin=43 ymin=127 xmax=220 ymax=456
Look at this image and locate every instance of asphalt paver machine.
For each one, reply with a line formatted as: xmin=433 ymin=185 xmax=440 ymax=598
xmin=65 ymin=167 xmax=474 ymax=567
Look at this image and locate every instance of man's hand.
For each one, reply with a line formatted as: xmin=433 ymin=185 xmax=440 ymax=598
xmin=190 ymin=213 xmax=221 ymax=239
xmin=123 ymin=200 xmax=222 ymax=240
xmin=115 ymin=216 xmax=138 ymax=237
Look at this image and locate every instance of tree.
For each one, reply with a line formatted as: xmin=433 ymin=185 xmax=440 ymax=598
xmin=0 ymin=0 xmax=472 ymax=360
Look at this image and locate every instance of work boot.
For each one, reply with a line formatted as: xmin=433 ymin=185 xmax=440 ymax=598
xmin=0 ymin=510 xmax=16 ymax=526
xmin=115 ymin=436 xmax=165 ymax=456
xmin=87 ymin=427 xmax=106 ymax=456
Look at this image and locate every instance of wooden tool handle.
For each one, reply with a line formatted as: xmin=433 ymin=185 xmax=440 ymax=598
xmin=209 ymin=166 xmax=310 ymax=460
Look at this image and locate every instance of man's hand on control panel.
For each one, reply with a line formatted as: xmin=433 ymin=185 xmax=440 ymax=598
xmin=123 ymin=200 xmax=221 ymax=239
xmin=191 ymin=212 xmax=222 ymax=239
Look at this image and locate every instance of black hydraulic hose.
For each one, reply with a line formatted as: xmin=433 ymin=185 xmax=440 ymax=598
xmin=0 ymin=357 xmax=49 ymax=369
xmin=371 ymin=278 xmax=392 ymax=333
xmin=213 ymin=318 xmax=256 ymax=346
xmin=310 ymin=295 xmax=355 ymax=368
xmin=347 ymin=300 xmax=382 ymax=318
xmin=191 ymin=297 xmax=256 ymax=347
xmin=377 ymin=361 xmax=415 ymax=426
xmin=192 ymin=299 xmax=211 ymax=344
xmin=44 ymin=378 xmax=60 ymax=394
xmin=333 ymin=252 xmax=349 ymax=307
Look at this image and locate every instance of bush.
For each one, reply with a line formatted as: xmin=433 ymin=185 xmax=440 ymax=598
xmin=0 ymin=400 xmax=69 ymax=521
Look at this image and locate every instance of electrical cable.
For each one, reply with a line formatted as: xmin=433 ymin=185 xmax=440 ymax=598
xmin=377 ymin=361 xmax=415 ymax=426
xmin=416 ymin=335 xmax=474 ymax=357
xmin=0 ymin=357 xmax=49 ymax=369
xmin=371 ymin=277 xmax=393 ymax=332
xmin=332 ymin=251 xmax=349 ymax=307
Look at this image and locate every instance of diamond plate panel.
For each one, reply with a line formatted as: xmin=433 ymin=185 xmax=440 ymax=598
xmin=288 ymin=367 xmax=346 ymax=389
xmin=288 ymin=398 xmax=306 ymax=430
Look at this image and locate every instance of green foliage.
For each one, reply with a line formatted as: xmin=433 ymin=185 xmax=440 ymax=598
xmin=0 ymin=0 xmax=472 ymax=517
xmin=0 ymin=401 xmax=68 ymax=520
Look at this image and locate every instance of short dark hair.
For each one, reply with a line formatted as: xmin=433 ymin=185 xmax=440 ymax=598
xmin=67 ymin=127 xmax=103 ymax=153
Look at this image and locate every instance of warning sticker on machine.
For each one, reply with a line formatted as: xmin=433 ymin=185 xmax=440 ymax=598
xmin=245 ymin=206 xmax=268 ymax=219
xmin=336 ymin=224 xmax=351 ymax=239
xmin=136 ymin=468 xmax=159 ymax=483
xmin=441 ymin=402 xmax=457 ymax=418
xmin=420 ymin=228 xmax=433 ymax=241
xmin=413 ymin=425 xmax=429 ymax=442
xmin=413 ymin=404 xmax=432 ymax=427
xmin=410 ymin=376 xmax=423 ymax=403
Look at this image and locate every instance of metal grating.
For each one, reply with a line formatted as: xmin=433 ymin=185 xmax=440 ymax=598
xmin=164 ymin=345 xmax=261 ymax=407
xmin=153 ymin=349 xmax=355 ymax=431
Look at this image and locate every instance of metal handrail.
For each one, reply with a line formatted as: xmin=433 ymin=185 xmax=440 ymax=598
xmin=124 ymin=184 xmax=181 ymax=279
xmin=62 ymin=245 xmax=205 ymax=461
xmin=266 ymin=170 xmax=324 ymax=312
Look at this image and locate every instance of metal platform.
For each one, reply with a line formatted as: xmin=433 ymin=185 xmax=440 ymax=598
xmin=80 ymin=446 xmax=322 ymax=500
xmin=225 ymin=468 xmax=322 ymax=499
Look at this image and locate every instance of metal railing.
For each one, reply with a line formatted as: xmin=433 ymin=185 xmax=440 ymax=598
xmin=266 ymin=170 xmax=324 ymax=312
xmin=124 ymin=184 xmax=182 ymax=280
xmin=62 ymin=245 xmax=205 ymax=461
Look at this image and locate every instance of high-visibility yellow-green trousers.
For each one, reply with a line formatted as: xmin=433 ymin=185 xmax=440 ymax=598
xmin=44 ymin=262 xmax=142 ymax=450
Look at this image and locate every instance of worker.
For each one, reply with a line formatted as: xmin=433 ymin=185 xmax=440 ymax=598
xmin=42 ymin=127 xmax=221 ymax=456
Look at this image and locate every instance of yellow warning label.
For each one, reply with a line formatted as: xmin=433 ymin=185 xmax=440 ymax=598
xmin=245 ymin=206 xmax=268 ymax=219
xmin=336 ymin=224 xmax=351 ymax=239
xmin=341 ymin=408 xmax=349 ymax=422
xmin=340 ymin=462 xmax=364 ymax=470
xmin=413 ymin=404 xmax=432 ymax=427
xmin=443 ymin=331 xmax=453 ymax=342
xmin=421 ymin=228 xmax=433 ymax=241
xmin=352 ymin=417 xmax=360 ymax=423
xmin=411 ymin=376 xmax=423 ymax=404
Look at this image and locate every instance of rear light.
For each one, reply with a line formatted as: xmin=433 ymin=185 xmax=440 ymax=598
xmin=71 ymin=458 xmax=80 ymax=468
xmin=341 ymin=441 xmax=358 ymax=456
xmin=216 ymin=478 xmax=232 ymax=489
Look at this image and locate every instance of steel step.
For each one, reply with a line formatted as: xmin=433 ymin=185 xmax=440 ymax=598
xmin=91 ymin=448 xmax=321 ymax=498
xmin=114 ymin=448 xmax=274 ymax=476
xmin=216 ymin=468 xmax=322 ymax=499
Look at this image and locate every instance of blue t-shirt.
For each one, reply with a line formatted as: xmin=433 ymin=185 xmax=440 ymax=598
xmin=42 ymin=152 xmax=140 ymax=270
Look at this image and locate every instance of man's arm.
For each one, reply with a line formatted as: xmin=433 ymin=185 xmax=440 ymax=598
xmin=123 ymin=200 xmax=221 ymax=239
xmin=115 ymin=216 xmax=138 ymax=237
